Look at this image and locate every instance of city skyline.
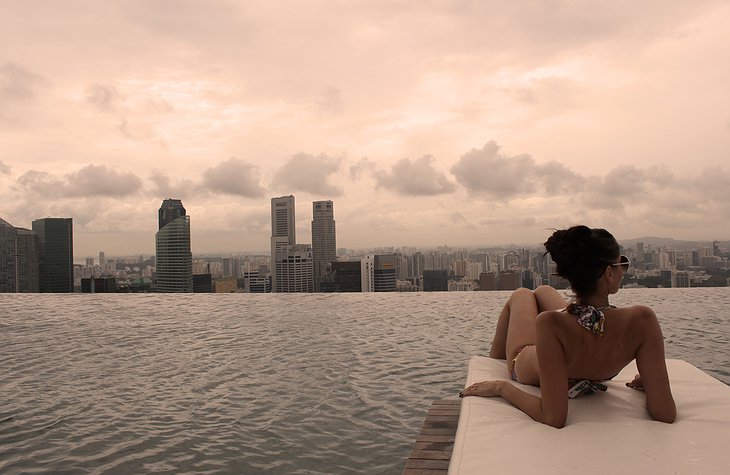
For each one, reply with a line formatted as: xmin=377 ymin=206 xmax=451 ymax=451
xmin=2 ymin=2 xmax=730 ymax=257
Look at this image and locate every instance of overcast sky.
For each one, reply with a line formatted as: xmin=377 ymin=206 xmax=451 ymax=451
xmin=2 ymin=0 xmax=729 ymax=257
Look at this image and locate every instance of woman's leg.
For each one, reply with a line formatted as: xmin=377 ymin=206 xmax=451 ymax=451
xmin=489 ymin=302 xmax=511 ymax=359
xmin=488 ymin=288 xmax=540 ymax=367
xmin=504 ymin=288 xmax=539 ymax=363
xmin=534 ymin=285 xmax=567 ymax=312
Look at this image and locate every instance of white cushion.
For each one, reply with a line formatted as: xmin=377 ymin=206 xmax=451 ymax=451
xmin=449 ymin=357 xmax=730 ymax=474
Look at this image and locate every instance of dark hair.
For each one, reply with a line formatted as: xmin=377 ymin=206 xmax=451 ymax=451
xmin=544 ymin=225 xmax=620 ymax=296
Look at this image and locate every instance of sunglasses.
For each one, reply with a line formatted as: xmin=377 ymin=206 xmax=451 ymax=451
xmin=610 ymin=255 xmax=630 ymax=270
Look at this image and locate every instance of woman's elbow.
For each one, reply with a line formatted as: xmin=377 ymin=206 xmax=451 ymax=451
xmin=542 ymin=414 xmax=567 ymax=429
xmin=650 ymin=405 xmax=677 ymax=424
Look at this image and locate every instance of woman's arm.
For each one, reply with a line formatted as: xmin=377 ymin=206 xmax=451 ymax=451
xmin=461 ymin=313 xmax=569 ymax=428
xmin=634 ymin=307 xmax=676 ymax=423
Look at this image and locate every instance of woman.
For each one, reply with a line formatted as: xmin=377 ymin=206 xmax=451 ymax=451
xmin=460 ymin=225 xmax=676 ymax=428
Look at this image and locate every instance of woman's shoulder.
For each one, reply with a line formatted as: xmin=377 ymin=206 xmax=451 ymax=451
xmin=614 ymin=304 xmax=657 ymax=319
xmin=613 ymin=305 xmax=660 ymax=330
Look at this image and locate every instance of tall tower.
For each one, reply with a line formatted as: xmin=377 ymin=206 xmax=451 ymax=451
xmin=270 ymin=195 xmax=296 ymax=292
xmin=32 ymin=217 xmax=73 ymax=292
xmin=311 ymin=200 xmax=336 ymax=291
xmin=0 ymin=218 xmax=17 ymax=292
xmin=15 ymin=228 xmax=39 ymax=292
xmin=155 ymin=199 xmax=192 ymax=292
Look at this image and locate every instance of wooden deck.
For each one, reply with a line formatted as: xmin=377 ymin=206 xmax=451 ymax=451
xmin=403 ymin=399 xmax=461 ymax=474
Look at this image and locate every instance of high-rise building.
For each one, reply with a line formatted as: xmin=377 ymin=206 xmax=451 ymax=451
xmin=273 ymin=244 xmax=314 ymax=292
xmin=311 ymin=200 xmax=336 ymax=291
xmin=16 ymin=228 xmax=39 ymax=292
xmin=321 ymin=261 xmax=361 ymax=292
xmin=155 ymin=199 xmax=192 ymax=292
xmin=32 ymin=217 xmax=73 ymax=293
xmin=0 ymin=218 xmax=17 ymax=292
xmin=423 ymin=269 xmax=448 ymax=291
xmin=270 ymin=195 xmax=296 ymax=292
xmin=361 ymin=254 xmax=397 ymax=292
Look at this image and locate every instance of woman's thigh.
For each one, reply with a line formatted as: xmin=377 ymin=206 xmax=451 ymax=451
xmin=534 ymin=285 xmax=567 ymax=312
xmin=505 ymin=288 xmax=539 ymax=363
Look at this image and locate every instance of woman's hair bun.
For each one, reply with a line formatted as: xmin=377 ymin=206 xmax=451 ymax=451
xmin=544 ymin=225 xmax=619 ymax=295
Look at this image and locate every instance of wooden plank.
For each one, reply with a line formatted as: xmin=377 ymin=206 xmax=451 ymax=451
xmin=404 ymin=458 xmax=451 ymax=470
xmin=404 ymin=399 xmax=462 ymax=475
xmin=414 ymin=434 xmax=455 ymax=443
xmin=413 ymin=441 xmax=454 ymax=451
xmin=402 ymin=469 xmax=449 ymax=475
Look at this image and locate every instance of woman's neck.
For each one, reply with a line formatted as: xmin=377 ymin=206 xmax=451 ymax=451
xmin=575 ymin=294 xmax=610 ymax=308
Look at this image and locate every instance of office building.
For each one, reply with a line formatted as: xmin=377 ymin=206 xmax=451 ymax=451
xmin=155 ymin=199 xmax=192 ymax=292
xmin=311 ymin=200 xmax=336 ymax=291
xmin=321 ymin=260 xmax=361 ymax=292
xmin=32 ymin=217 xmax=73 ymax=293
xmin=192 ymin=273 xmax=213 ymax=293
xmin=497 ymin=271 xmax=521 ymax=291
xmin=423 ymin=269 xmax=449 ymax=291
xmin=81 ymin=276 xmax=116 ymax=293
xmin=270 ymin=195 xmax=296 ymax=292
xmin=273 ymin=244 xmax=314 ymax=292
xmin=0 ymin=218 xmax=16 ymax=292
xmin=16 ymin=228 xmax=39 ymax=292
xmin=361 ymin=254 xmax=397 ymax=292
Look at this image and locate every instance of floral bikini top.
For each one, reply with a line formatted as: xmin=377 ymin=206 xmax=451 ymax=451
xmin=565 ymin=303 xmax=616 ymax=337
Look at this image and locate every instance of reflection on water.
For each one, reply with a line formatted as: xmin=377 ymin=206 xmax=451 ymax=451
xmin=1 ymin=289 xmax=728 ymax=474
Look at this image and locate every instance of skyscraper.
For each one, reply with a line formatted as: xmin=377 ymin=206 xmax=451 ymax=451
xmin=361 ymin=254 xmax=397 ymax=292
xmin=311 ymin=200 xmax=336 ymax=291
xmin=155 ymin=199 xmax=192 ymax=292
xmin=274 ymin=244 xmax=315 ymax=292
xmin=0 ymin=218 xmax=17 ymax=292
xmin=0 ymin=218 xmax=40 ymax=293
xmin=15 ymin=228 xmax=39 ymax=292
xmin=270 ymin=195 xmax=296 ymax=292
xmin=32 ymin=217 xmax=73 ymax=293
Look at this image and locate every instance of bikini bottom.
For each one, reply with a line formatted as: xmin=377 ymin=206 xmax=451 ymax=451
xmin=509 ymin=344 xmax=535 ymax=383
xmin=510 ymin=345 xmax=612 ymax=398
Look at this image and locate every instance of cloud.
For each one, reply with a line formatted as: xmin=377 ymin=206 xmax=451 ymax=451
xmin=451 ymin=141 xmax=590 ymax=200
xmin=375 ymin=155 xmax=455 ymax=196
xmin=273 ymin=153 xmax=343 ymax=196
xmin=692 ymin=166 xmax=730 ymax=202
xmin=17 ymin=165 xmax=143 ymax=198
xmin=450 ymin=141 xmax=536 ymax=199
xmin=0 ymin=63 xmax=45 ymax=102
xmin=317 ymin=86 xmax=343 ymax=114
xmin=202 ymin=158 xmax=266 ymax=197
xmin=149 ymin=171 xmax=198 ymax=199
xmin=86 ymin=84 xmax=122 ymax=111
xmin=349 ymin=157 xmax=376 ymax=180
xmin=0 ymin=160 xmax=10 ymax=175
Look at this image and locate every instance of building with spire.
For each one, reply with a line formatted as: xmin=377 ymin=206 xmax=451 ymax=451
xmin=155 ymin=199 xmax=192 ymax=292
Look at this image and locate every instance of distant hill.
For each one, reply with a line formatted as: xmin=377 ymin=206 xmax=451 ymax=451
xmin=619 ymin=236 xmax=729 ymax=250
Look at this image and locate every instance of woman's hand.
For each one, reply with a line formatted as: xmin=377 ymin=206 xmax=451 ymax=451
xmin=459 ymin=380 xmax=503 ymax=398
xmin=626 ymin=373 xmax=644 ymax=391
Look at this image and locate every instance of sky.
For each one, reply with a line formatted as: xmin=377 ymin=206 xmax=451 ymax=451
xmin=1 ymin=0 xmax=729 ymax=257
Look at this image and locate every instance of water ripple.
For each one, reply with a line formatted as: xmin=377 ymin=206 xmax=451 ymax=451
xmin=0 ymin=289 xmax=727 ymax=474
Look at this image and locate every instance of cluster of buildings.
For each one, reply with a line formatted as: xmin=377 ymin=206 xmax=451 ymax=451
xmin=0 ymin=217 xmax=73 ymax=293
xmin=2 ymin=198 xmax=728 ymax=293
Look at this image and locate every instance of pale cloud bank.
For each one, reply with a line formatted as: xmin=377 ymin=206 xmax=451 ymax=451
xmin=1 ymin=1 xmax=729 ymax=254
xmin=273 ymin=153 xmax=343 ymax=196
xmin=202 ymin=158 xmax=266 ymax=198
xmin=375 ymin=156 xmax=455 ymax=196
xmin=17 ymin=165 xmax=143 ymax=198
